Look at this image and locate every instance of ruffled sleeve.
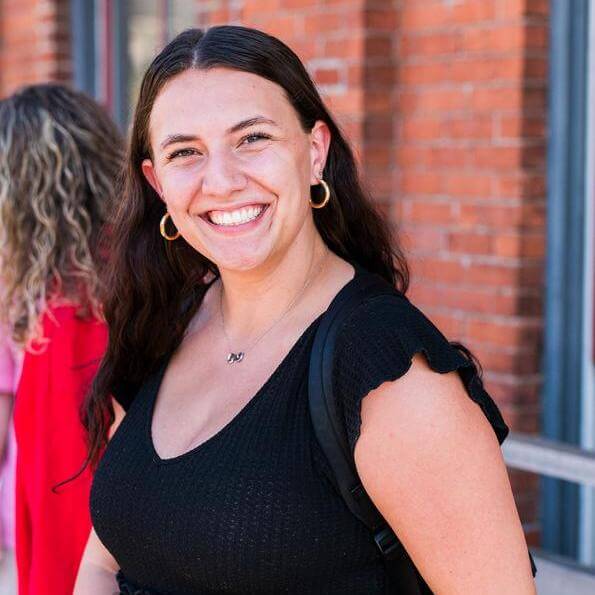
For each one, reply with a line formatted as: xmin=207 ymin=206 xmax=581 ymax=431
xmin=332 ymin=294 xmax=509 ymax=455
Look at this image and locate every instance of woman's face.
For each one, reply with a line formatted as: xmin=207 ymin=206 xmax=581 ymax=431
xmin=142 ymin=67 xmax=330 ymax=273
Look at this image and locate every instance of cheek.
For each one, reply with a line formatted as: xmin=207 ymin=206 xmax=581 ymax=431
xmin=160 ymin=166 xmax=200 ymax=208
xmin=249 ymin=147 xmax=309 ymax=202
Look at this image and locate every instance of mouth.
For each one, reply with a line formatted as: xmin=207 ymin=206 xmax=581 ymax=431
xmin=199 ymin=203 xmax=271 ymax=233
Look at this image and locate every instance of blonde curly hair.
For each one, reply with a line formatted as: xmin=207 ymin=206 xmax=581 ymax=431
xmin=0 ymin=83 xmax=124 ymax=351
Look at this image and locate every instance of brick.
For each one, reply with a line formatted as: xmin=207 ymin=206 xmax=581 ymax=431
xmin=324 ymin=34 xmax=365 ymax=60
xmin=409 ymin=283 xmax=522 ymax=316
xmin=463 ymin=24 xmax=525 ymax=53
xmin=471 ymin=86 xmax=523 ymax=111
xmin=448 ymin=231 xmax=493 ymax=255
xmin=400 ymin=170 xmax=448 ymax=196
xmin=399 ymin=32 xmax=459 ymax=58
xmin=400 ymin=88 xmax=472 ymax=112
xmin=260 ymin=16 xmax=304 ymax=39
xmin=471 ymin=146 xmax=524 ymax=169
xmin=450 ymin=56 xmax=525 ymax=83
xmin=400 ymin=62 xmax=451 ymax=85
xmin=497 ymin=175 xmax=546 ymax=199
xmin=458 ymin=203 xmax=546 ymax=229
xmin=365 ymin=7 xmax=398 ymax=31
xmin=313 ymin=67 xmax=341 ymax=85
xmin=499 ymin=0 xmax=549 ymax=18
xmin=526 ymin=24 xmax=549 ymax=50
xmin=465 ymin=263 xmax=520 ymax=288
xmin=444 ymin=174 xmax=494 ymax=197
xmin=451 ymin=1 xmax=497 ymax=24
xmin=442 ymin=115 xmax=494 ymax=140
xmin=499 ymin=115 xmax=546 ymax=138
xmin=467 ymin=318 xmax=543 ymax=348
xmin=484 ymin=380 xmax=541 ymax=411
xmin=406 ymin=199 xmax=455 ymax=224
xmin=525 ymin=57 xmax=548 ymax=79
xmin=493 ymin=233 xmax=546 ymax=258
xmin=411 ymin=257 xmax=466 ymax=283
xmin=422 ymin=146 xmax=471 ymax=168
xmin=469 ymin=347 xmax=541 ymax=377
xmin=397 ymin=226 xmax=446 ymax=254
xmin=333 ymin=100 xmax=366 ymax=129
xmin=364 ymin=90 xmax=393 ymax=112
xmin=304 ymin=13 xmax=342 ymax=35
xmin=366 ymin=172 xmax=393 ymax=195
xmin=363 ymin=145 xmax=392 ymax=168
xmin=400 ymin=116 xmax=442 ymax=141
xmin=363 ymin=63 xmax=395 ymax=87
xmin=365 ymin=36 xmax=394 ymax=60
xmin=397 ymin=4 xmax=447 ymax=32
xmin=280 ymin=0 xmax=318 ymax=7
xmin=424 ymin=311 xmax=466 ymax=338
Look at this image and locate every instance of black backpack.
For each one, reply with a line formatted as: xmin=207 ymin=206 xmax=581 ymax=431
xmin=307 ymin=269 xmax=537 ymax=594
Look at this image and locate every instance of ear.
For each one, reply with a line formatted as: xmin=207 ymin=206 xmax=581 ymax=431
xmin=309 ymin=120 xmax=331 ymax=184
xmin=141 ymin=158 xmax=164 ymax=202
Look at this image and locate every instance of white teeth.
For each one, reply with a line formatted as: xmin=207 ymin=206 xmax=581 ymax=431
xmin=207 ymin=205 xmax=265 ymax=226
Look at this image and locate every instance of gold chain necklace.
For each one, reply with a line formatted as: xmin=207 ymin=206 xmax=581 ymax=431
xmin=219 ymin=248 xmax=329 ymax=364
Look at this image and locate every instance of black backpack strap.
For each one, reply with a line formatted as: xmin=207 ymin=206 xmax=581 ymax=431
xmin=308 ymin=270 xmax=427 ymax=594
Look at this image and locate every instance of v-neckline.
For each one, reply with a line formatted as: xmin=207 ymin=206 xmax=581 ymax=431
xmin=145 ymin=262 xmax=365 ymax=465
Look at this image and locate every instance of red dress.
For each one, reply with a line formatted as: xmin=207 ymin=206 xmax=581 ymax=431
xmin=13 ymin=305 xmax=107 ymax=595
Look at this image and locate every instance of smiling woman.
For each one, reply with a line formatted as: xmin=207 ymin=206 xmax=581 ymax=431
xmin=74 ymin=25 xmax=536 ymax=595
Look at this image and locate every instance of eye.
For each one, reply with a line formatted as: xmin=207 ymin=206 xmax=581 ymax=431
xmin=166 ymin=148 xmax=198 ymax=161
xmin=240 ymin=132 xmax=271 ymax=146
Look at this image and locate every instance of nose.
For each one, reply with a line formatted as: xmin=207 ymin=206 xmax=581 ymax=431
xmin=200 ymin=151 xmax=246 ymax=199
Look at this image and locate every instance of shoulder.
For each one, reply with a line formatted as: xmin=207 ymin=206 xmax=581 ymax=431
xmin=355 ymin=351 xmax=497 ymax=464
xmin=332 ymin=291 xmax=509 ymax=452
xmin=332 ymin=292 xmax=472 ymax=412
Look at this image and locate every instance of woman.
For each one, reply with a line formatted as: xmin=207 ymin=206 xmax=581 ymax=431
xmin=0 ymin=83 xmax=124 ymax=595
xmin=75 ymin=26 xmax=536 ymax=594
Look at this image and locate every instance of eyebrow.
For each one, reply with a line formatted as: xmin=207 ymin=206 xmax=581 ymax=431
xmin=159 ymin=116 xmax=279 ymax=150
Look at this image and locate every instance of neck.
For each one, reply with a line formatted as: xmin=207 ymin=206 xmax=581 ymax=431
xmin=216 ymin=235 xmax=329 ymax=345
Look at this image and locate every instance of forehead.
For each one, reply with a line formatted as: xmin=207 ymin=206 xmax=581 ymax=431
xmin=148 ymin=67 xmax=297 ymax=146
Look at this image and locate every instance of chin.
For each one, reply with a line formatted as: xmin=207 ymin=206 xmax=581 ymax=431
xmin=211 ymin=252 xmax=271 ymax=273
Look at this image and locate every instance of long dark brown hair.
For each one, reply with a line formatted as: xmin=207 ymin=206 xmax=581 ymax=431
xmin=82 ymin=25 xmax=410 ymax=469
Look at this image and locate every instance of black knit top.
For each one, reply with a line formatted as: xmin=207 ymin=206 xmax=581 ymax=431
xmin=90 ymin=266 xmax=508 ymax=595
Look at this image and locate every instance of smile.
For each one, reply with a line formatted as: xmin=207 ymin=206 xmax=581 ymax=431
xmin=207 ymin=204 xmax=266 ymax=226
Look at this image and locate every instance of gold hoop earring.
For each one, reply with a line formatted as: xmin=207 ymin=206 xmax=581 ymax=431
xmin=310 ymin=177 xmax=331 ymax=209
xmin=159 ymin=212 xmax=180 ymax=241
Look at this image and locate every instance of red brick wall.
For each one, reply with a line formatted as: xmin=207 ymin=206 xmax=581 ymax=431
xmin=393 ymin=0 xmax=548 ymax=544
xmin=0 ymin=0 xmax=71 ymax=96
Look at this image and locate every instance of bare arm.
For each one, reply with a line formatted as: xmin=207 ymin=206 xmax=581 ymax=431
xmin=0 ymin=391 xmax=13 ymax=556
xmin=72 ymin=528 xmax=119 ymax=594
xmin=354 ymin=353 xmax=536 ymax=594
xmin=0 ymin=392 xmax=13 ymax=463
xmin=74 ymin=398 xmax=126 ymax=595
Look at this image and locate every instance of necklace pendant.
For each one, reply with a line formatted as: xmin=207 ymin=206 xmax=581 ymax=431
xmin=227 ymin=352 xmax=244 ymax=364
